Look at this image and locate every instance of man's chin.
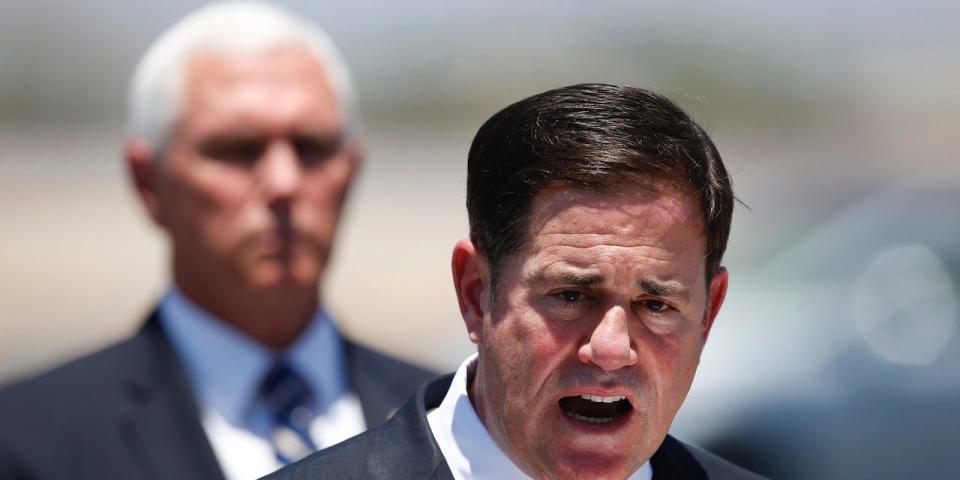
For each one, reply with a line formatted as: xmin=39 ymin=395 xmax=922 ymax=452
xmin=543 ymin=420 xmax=649 ymax=480
xmin=246 ymin=261 xmax=320 ymax=291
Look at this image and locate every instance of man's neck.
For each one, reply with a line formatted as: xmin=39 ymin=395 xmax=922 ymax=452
xmin=174 ymin=277 xmax=319 ymax=351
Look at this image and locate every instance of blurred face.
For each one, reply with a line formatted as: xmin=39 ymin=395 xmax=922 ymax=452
xmin=457 ymin=186 xmax=727 ymax=479
xmin=150 ymin=45 xmax=358 ymax=292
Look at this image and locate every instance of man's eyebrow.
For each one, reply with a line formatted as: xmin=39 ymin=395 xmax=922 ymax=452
xmin=537 ymin=271 xmax=602 ymax=286
xmin=639 ymin=279 xmax=690 ymax=299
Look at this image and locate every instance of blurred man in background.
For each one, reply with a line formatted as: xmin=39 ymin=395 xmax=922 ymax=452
xmin=268 ymin=84 xmax=763 ymax=479
xmin=0 ymin=2 xmax=432 ymax=479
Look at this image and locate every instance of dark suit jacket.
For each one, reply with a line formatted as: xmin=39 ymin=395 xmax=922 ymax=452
xmin=0 ymin=312 xmax=435 ymax=480
xmin=265 ymin=374 xmax=766 ymax=480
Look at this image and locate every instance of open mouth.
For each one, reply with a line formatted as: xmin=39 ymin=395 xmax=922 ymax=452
xmin=559 ymin=394 xmax=633 ymax=425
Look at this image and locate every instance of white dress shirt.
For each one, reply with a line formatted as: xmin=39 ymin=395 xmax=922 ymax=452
xmin=427 ymin=354 xmax=653 ymax=480
xmin=159 ymin=287 xmax=366 ymax=480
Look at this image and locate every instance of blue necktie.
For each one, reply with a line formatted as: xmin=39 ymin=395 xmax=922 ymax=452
xmin=258 ymin=363 xmax=318 ymax=464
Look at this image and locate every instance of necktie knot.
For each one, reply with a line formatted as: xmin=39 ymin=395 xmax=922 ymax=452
xmin=260 ymin=363 xmax=313 ymax=424
xmin=258 ymin=362 xmax=318 ymax=463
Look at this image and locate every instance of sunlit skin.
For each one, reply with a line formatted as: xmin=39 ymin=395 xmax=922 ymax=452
xmin=127 ymin=45 xmax=361 ymax=349
xmin=453 ymin=185 xmax=728 ymax=479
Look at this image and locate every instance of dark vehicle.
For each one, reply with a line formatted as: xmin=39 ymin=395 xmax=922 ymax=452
xmin=682 ymin=182 xmax=960 ymax=479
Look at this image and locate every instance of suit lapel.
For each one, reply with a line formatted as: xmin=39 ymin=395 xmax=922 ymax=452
xmin=345 ymin=339 xmax=428 ymax=427
xmin=363 ymin=375 xmax=455 ymax=480
xmin=650 ymin=435 xmax=709 ymax=480
xmin=345 ymin=340 xmax=391 ymax=426
xmin=115 ymin=314 xmax=226 ymax=480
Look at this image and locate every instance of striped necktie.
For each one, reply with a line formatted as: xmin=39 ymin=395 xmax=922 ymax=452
xmin=258 ymin=362 xmax=318 ymax=464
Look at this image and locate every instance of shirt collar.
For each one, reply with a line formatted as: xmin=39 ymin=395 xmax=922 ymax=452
xmin=158 ymin=287 xmax=347 ymax=427
xmin=427 ymin=354 xmax=653 ymax=480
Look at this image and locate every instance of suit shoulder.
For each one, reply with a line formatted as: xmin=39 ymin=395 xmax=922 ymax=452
xmin=262 ymin=431 xmax=373 ymax=480
xmin=672 ymin=437 xmax=768 ymax=480
xmin=0 ymin=334 xmax=145 ymax=407
xmin=0 ymin=334 xmax=151 ymax=471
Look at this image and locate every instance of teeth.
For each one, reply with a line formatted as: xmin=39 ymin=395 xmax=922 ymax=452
xmin=579 ymin=394 xmax=626 ymax=404
xmin=567 ymin=412 xmax=616 ymax=424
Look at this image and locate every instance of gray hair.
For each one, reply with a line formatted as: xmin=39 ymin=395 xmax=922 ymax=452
xmin=127 ymin=1 xmax=359 ymax=151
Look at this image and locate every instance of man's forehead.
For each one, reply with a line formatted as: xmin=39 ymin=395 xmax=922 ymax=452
xmin=176 ymin=44 xmax=343 ymax=135
xmin=183 ymin=44 xmax=330 ymax=94
xmin=527 ymin=184 xmax=705 ymax=239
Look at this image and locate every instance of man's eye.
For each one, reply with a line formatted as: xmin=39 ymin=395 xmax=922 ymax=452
xmin=294 ymin=135 xmax=342 ymax=167
xmin=201 ymin=138 xmax=264 ymax=165
xmin=555 ymin=291 xmax=584 ymax=303
xmin=642 ymin=299 xmax=669 ymax=313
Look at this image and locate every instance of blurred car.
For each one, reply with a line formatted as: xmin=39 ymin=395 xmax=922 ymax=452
xmin=673 ymin=179 xmax=960 ymax=479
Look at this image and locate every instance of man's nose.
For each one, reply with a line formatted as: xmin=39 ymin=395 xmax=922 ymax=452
xmin=578 ymin=305 xmax=639 ymax=371
xmin=258 ymin=140 xmax=302 ymax=202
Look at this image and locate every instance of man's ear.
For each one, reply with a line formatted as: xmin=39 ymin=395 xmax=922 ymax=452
xmin=703 ymin=266 xmax=729 ymax=340
xmin=125 ymin=139 xmax=165 ymax=227
xmin=331 ymin=139 xmax=364 ymax=210
xmin=342 ymin=138 xmax=364 ymax=186
xmin=452 ymin=239 xmax=491 ymax=345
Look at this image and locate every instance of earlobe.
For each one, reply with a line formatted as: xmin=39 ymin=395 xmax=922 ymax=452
xmin=703 ymin=267 xmax=729 ymax=340
xmin=451 ymin=239 xmax=490 ymax=345
xmin=125 ymin=140 xmax=164 ymax=227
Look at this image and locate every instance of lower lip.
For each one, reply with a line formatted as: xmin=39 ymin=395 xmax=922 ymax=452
xmin=559 ymin=405 xmax=633 ymax=432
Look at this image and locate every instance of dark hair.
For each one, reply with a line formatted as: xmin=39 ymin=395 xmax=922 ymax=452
xmin=466 ymin=83 xmax=734 ymax=290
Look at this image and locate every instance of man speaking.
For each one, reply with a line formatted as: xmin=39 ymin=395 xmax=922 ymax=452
xmin=267 ymin=84 xmax=763 ymax=479
xmin=0 ymin=3 xmax=432 ymax=479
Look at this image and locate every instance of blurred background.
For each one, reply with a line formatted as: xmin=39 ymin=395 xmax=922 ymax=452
xmin=2 ymin=1 xmax=958 ymax=477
